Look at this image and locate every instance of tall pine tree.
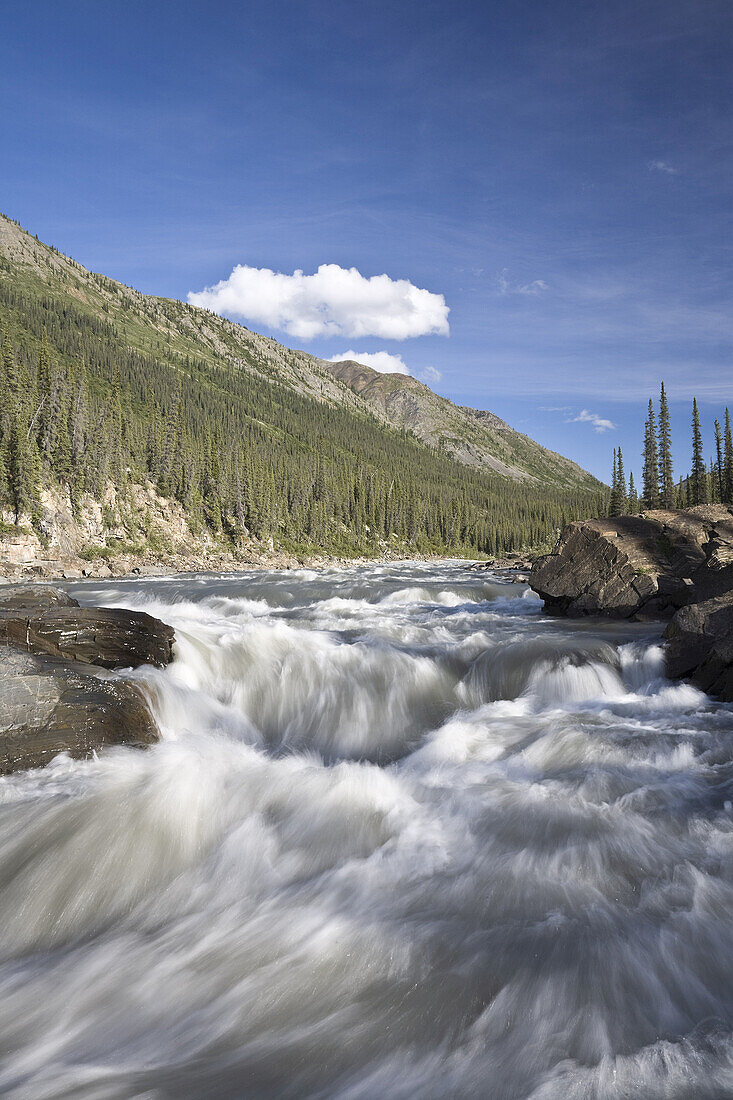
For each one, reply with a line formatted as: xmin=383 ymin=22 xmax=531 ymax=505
xmin=724 ymin=408 xmax=733 ymax=504
xmin=714 ymin=419 xmax=724 ymax=503
xmin=642 ymin=398 xmax=660 ymax=509
xmin=658 ymin=381 xmax=674 ymax=508
xmin=690 ymin=398 xmax=708 ymax=505
xmin=627 ymin=471 xmax=638 ymax=514
xmin=609 ymin=447 xmax=628 ymax=516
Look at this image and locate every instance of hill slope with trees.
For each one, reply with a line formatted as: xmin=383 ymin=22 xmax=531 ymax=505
xmin=0 ymin=213 xmax=605 ymax=566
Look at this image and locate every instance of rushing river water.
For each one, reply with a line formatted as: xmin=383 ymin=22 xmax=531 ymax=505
xmin=1 ymin=561 xmax=732 ymax=1099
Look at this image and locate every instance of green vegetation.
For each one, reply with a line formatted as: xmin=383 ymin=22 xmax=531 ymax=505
xmin=0 ymin=215 xmax=606 ymax=557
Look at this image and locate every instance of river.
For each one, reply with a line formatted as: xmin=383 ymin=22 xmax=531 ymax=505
xmin=0 ymin=561 xmax=732 ymax=1099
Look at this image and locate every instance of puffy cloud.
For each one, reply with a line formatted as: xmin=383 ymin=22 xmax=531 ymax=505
xmin=328 ymin=349 xmax=410 ymax=374
xmin=568 ymin=409 xmax=616 ymax=433
xmin=188 ymin=263 xmax=450 ymax=341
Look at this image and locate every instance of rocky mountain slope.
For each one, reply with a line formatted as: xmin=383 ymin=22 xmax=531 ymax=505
xmin=324 ymin=359 xmax=592 ymax=484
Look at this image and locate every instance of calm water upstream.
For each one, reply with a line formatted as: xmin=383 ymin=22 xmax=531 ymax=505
xmin=0 ymin=561 xmax=732 ymax=1099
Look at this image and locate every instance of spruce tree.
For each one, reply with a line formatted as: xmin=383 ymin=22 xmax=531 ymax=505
xmin=2 ymin=335 xmax=41 ymax=525
xmin=724 ymin=408 xmax=733 ymax=504
xmin=609 ymin=448 xmax=628 ymax=516
xmin=714 ymin=419 xmax=724 ymax=502
xmin=627 ymin=472 xmax=638 ymax=514
xmin=690 ymin=398 xmax=707 ymax=505
xmin=69 ymin=362 xmax=88 ymax=512
xmin=617 ymin=448 xmax=627 ymax=507
xmin=642 ymin=398 xmax=660 ymax=509
xmin=658 ymin=382 xmax=674 ymax=508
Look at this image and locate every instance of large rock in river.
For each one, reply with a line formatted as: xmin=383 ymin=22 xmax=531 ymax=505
xmin=0 ymin=583 xmax=175 ymax=774
xmin=0 ymin=647 xmax=159 ymax=774
xmin=530 ymin=506 xmax=733 ymax=620
xmin=0 ymin=585 xmax=174 ymax=669
xmin=664 ymin=591 xmax=733 ymax=700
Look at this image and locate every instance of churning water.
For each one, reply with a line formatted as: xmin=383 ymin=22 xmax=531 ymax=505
xmin=1 ymin=561 xmax=732 ymax=1099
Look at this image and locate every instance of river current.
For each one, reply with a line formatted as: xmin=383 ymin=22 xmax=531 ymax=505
xmin=1 ymin=561 xmax=732 ymax=1099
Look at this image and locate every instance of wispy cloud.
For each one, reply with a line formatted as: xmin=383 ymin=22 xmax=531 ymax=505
xmin=188 ymin=264 xmax=450 ymax=341
xmin=567 ymin=409 xmax=617 ymax=433
xmin=648 ymin=159 xmax=678 ymax=175
xmin=420 ymin=365 xmax=442 ymax=384
xmin=498 ymin=268 xmax=549 ymax=296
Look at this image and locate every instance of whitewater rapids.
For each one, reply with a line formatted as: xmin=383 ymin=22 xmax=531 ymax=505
xmin=0 ymin=561 xmax=732 ymax=1099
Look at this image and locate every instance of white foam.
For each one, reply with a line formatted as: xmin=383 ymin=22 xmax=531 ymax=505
xmin=1 ymin=562 xmax=731 ymax=1097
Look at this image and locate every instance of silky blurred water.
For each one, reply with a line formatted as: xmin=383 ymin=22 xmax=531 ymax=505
xmin=0 ymin=561 xmax=732 ymax=1099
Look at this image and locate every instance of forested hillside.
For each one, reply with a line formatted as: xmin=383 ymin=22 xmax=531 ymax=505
xmin=0 ymin=214 xmax=606 ymax=560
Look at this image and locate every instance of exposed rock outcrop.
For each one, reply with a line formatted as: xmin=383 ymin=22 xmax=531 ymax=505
xmin=0 ymin=583 xmax=78 ymax=611
xmin=529 ymin=506 xmax=733 ymax=701
xmin=530 ymin=507 xmax=733 ymax=619
xmin=0 ymin=583 xmax=175 ymax=774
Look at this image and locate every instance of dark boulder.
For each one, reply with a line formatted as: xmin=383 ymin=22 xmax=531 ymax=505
xmin=0 ymin=583 xmax=79 ymax=612
xmin=528 ymin=506 xmax=733 ymax=701
xmin=0 ymin=585 xmax=175 ymax=774
xmin=0 ymin=647 xmax=159 ymax=775
xmin=0 ymin=605 xmax=174 ymax=669
xmin=664 ymin=592 xmax=733 ymax=701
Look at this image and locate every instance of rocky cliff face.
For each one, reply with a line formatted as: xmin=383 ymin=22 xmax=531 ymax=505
xmin=529 ymin=506 xmax=733 ymax=700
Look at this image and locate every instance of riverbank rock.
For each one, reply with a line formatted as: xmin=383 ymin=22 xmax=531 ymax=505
xmin=529 ymin=506 xmax=733 ymax=620
xmin=0 ymin=647 xmax=159 ymax=774
xmin=0 ymin=583 xmax=78 ymax=612
xmin=664 ymin=592 xmax=733 ymax=700
xmin=0 ymin=584 xmax=175 ymax=774
xmin=0 ymin=604 xmax=175 ymax=670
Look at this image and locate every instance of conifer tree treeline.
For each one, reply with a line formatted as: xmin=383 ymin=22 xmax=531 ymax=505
xmin=0 ymin=282 xmax=605 ymax=556
xmin=607 ymin=382 xmax=733 ymax=515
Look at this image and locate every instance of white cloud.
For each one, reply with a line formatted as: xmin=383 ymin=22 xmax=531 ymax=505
xmin=498 ymin=268 xmax=549 ymax=296
xmin=648 ymin=159 xmax=678 ymax=175
xmin=328 ymin=349 xmax=410 ymax=375
xmin=188 ymin=263 xmax=450 ymax=341
xmin=568 ymin=409 xmax=617 ymax=433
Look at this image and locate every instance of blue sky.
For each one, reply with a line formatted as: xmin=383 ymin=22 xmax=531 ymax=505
xmin=1 ymin=0 xmax=731 ymax=480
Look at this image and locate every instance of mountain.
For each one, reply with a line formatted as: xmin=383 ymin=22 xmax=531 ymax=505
xmin=0 ymin=213 xmax=605 ymax=564
xmin=323 ymin=359 xmax=592 ymax=485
